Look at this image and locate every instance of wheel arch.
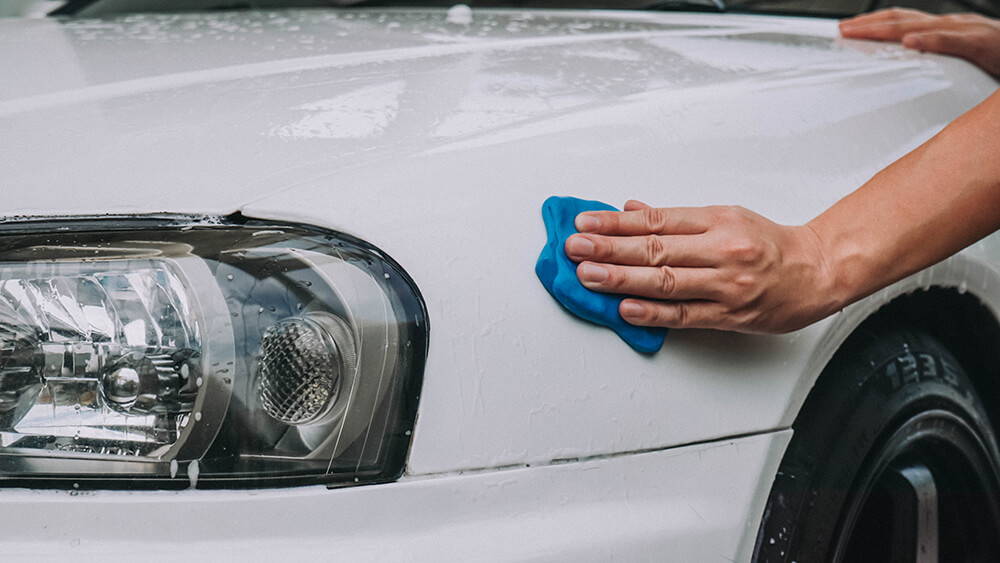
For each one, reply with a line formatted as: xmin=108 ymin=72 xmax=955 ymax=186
xmin=785 ymin=252 xmax=1000 ymax=431
xmin=752 ymin=263 xmax=1000 ymax=561
xmin=857 ymin=286 xmax=1000 ymax=434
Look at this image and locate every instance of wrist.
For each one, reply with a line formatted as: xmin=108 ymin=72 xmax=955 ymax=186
xmin=799 ymin=220 xmax=863 ymax=315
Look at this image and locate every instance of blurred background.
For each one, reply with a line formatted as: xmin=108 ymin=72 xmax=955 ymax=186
xmin=1 ymin=0 xmax=998 ymax=22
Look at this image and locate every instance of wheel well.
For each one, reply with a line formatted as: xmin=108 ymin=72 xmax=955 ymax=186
xmin=860 ymin=287 xmax=1000 ymax=434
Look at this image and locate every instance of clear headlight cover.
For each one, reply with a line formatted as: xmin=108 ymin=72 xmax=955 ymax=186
xmin=0 ymin=218 xmax=427 ymax=489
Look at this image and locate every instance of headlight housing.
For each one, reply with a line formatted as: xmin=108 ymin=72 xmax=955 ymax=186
xmin=0 ymin=217 xmax=427 ymax=489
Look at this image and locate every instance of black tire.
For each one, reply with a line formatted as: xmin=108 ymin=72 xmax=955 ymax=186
xmin=754 ymin=324 xmax=1000 ymax=563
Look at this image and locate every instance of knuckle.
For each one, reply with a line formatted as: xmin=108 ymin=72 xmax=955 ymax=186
xmin=734 ymin=309 xmax=761 ymax=330
xmin=641 ymin=208 xmax=668 ymax=232
xmin=732 ymin=272 xmax=758 ymax=291
xmin=671 ymin=303 xmax=690 ymax=328
xmin=657 ymin=266 xmax=677 ymax=297
xmin=734 ymin=206 xmax=756 ymax=221
xmin=644 ymin=235 xmax=666 ymax=264
xmin=884 ymin=7 xmax=914 ymax=20
xmin=713 ymin=205 xmax=741 ymax=223
xmin=882 ymin=7 xmax=903 ymax=20
xmin=725 ymin=237 xmax=763 ymax=263
xmin=719 ymin=205 xmax=753 ymax=226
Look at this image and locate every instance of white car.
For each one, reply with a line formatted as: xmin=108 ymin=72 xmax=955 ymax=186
xmin=1 ymin=2 xmax=998 ymax=561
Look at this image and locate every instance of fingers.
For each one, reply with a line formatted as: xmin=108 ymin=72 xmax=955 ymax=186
xmin=839 ymin=8 xmax=946 ymax=41
xmin=576 ymin=261 xmax=724 ymax=301
xmin=839 ymin=9 xmax=988 ymax=43
xmin=619 ymin=298 xmax=730 ymax=329
xmin=623 ymin=199 xmax=651 ymax=211
xmin=841 ymin=19 xmax=944 ymax=41
xmin=575 ymin=206 xmax=715 ymax=236
xmin=841 ymin=7 xmax=926 ymax=28
xmin=565 ymin=233 xmax=717 ymax=267
xmin=840 ymin=9 xmax=1000 ymax=77
xmin=903 ymin=29 xmax=976 ymax=56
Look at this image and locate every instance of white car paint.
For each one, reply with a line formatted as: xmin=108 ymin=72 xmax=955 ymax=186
xmin=2 ymin=432 xmax=791 ymax=561
xmin=0 ymin=7 xmax=998 ymax=560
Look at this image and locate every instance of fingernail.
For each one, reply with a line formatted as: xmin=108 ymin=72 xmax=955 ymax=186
xmin=565 ymin=235 xmax=595 ymax=257
xmin=838 ymin=21 xmax=865 ymax=34
xmin=575 ymin=214 xmax=601 ymax=232
xmin=620 ymin=301 xmax=644 ymax=317
xmin=578 ymin=263 xmax=609 ymax=283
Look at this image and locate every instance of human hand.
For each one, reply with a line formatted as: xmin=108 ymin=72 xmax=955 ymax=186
xmin=565 ymin=201 xmax=844 ymax=334
xmin=839 ymin=8 xmax=1000 ymax=76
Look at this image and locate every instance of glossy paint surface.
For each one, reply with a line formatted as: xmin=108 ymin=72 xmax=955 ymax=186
xmin=1 ymin=10 xmax=999 ymax=550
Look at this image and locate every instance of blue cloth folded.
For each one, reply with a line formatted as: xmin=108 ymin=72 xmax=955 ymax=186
xmin=535 ymin=196 xmax=667 ymax=354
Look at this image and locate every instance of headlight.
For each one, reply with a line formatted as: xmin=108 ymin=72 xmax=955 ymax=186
xmin=0 ymin=217 xmax=427 ymax=489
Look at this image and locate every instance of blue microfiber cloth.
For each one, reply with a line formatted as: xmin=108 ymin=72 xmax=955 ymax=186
xmin=535 ymin=196 xmax=667 ymax=354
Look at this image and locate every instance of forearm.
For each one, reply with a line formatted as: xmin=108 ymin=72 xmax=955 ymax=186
xmin=569 ymin=91 xmax=1000 ymax=334
xmin=810 ymin=89 xmax=1000 ymax=306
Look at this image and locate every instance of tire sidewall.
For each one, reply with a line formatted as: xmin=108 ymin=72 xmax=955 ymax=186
xmin=754 ymin=326 xmax=1000 ymax=562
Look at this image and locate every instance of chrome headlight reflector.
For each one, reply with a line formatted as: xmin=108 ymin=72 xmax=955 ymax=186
xmin=0 ymin=218 xmax=427 ymax=489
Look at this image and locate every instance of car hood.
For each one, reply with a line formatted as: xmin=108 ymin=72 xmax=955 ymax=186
xmin=3 ymin=8 xmax=996 ymax=475
xmin=0 ymin=8 xmax=963 ymax=218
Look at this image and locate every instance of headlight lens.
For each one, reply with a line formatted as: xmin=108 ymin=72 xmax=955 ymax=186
xmin=0 ymin=219 xmax=427 ymax=489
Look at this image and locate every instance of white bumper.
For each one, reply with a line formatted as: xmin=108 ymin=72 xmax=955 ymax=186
xmin=2 ymin=431 xmax=789 ymax=562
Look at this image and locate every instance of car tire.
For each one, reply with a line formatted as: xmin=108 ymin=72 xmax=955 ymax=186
xmin=753 ymin=323 xmax=1000 ymax=562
